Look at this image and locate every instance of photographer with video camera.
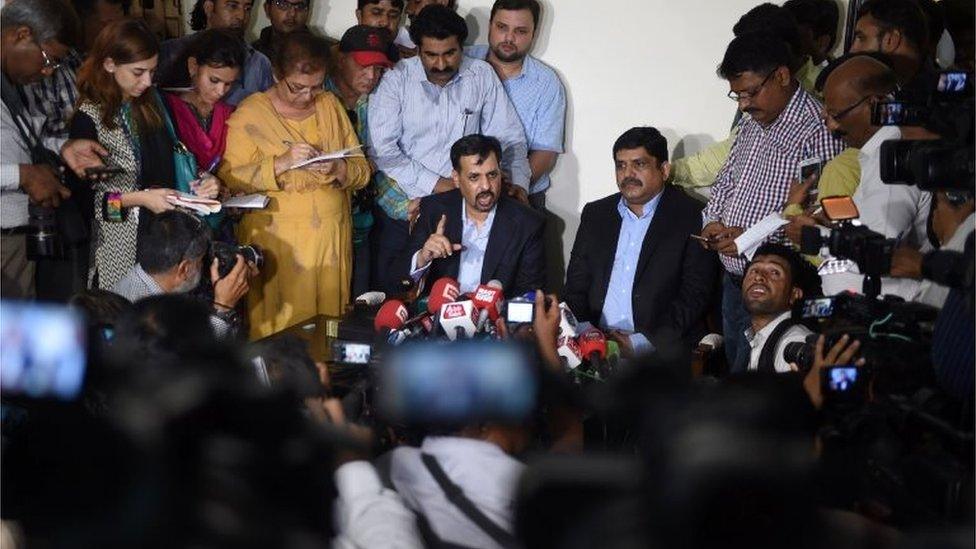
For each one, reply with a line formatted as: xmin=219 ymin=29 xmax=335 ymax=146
xmin=813 ymin=54 xmax=939 ymax=300
xmin=110 ymin=210 xmax=257 ymax=338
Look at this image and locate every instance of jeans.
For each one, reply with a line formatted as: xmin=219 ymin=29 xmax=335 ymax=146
xmin=722 ymin=272 xmax=752 ymax=371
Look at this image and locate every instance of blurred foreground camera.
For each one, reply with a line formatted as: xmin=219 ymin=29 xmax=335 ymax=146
xmin=212 ymin=241 xmax=264 ymax=277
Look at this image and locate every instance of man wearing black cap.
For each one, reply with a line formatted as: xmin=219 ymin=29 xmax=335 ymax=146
xmin=326 ymin=25 xmax=395 ymax=296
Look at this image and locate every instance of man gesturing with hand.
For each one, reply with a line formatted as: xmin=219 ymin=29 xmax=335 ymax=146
xmin=399 ymin=134 xmax=544 ymax=297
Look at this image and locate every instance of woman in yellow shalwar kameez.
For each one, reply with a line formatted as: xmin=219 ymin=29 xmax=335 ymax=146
xmin=219 ymin=31 xmax=370 ymax=339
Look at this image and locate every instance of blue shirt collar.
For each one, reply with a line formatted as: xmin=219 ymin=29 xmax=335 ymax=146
xmin=617 ymin=191 xmax=663 ymax=221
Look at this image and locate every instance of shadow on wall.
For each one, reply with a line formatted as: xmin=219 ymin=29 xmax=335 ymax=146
xmin=544 ymin=61 xmax=578 ymax=293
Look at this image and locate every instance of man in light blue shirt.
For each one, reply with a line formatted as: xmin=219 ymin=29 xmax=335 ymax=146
xmin=400 ymin=134 xmax=544 ymax=298
xmin=368 ymin=5 xmax=531 ymax=293
xmin=466 ymin=0 xmax=566 ymax=210
xmin=564 ymin=128 xmax=718 ymax=356
xmin=156 ymin=0 xmax=273 ymax=106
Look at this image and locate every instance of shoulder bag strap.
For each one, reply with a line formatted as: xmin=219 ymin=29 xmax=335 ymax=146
xmin=757 ymin=317 xmax=801 ymax=373
xmin=420 ymin=453 xmax=518 ymax=548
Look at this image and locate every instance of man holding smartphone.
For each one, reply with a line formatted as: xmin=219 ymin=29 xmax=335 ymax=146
xmin=699 ymin=33 xmax=843 ymax=368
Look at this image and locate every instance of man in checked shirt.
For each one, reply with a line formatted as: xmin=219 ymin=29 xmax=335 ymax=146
xmin=699 ymin=31 xmax=844 ymax=370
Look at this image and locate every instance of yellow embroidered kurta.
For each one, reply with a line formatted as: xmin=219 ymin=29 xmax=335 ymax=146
xmin=219 ymin=92 xmax=370 ymax=339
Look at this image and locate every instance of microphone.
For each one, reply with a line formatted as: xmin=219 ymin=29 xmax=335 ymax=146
xmin=557 ymin=336 xmax=582 ymax=370
xmin=427 ymin=277 xmax=461 ymax=315
xmin=355 ymin=291 xmax=386 ymax=306
xmin=558 ymin=302 xmax=579 ymax=337
xmin=471 ymin=280 xmax=505 ymax=322
xmin=578 ymin=327 xmax=608 ymax=371
xmin=374 ymin=299 xmax=409 ymax=333
xmin=439 ymin=299 xmax=481 ymax=340
xmin=579 ymin=327 xmax=610 ymax=379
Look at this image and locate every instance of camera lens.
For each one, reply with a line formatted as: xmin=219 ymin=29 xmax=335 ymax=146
xmin=783 ymin=341 xmax=815 ymax=372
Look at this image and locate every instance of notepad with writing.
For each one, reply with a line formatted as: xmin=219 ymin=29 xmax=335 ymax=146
xmin=285 ymin=145 xmax=365 ymax=171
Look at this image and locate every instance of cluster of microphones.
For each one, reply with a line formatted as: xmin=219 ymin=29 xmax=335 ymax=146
xmin=361 ymin=277 xmax=620 ymax=380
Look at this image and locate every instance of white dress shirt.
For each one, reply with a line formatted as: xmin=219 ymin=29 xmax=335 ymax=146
xmin=388 ymin=436 xmax=524 ymax=549
xmin=744 ymin=311 xmax=813 ymax=373
xmin=821 ymin=126 xmax=933 ymax=300
xmin=916 ymin=212 xmax=976 ymax=309
xmin=332 ymin=461 xmax=424 ymax=549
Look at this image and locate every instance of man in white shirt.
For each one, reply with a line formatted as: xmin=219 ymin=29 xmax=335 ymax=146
xmin=818 ymin=54 xmax=936 ymax=300
xmin=740 ymin=243 xmax=820 ymax=373
xmin=891 ymin=191 xmax=975 ymax=308
xmin=387 ymin=425 xmax=528 ymax=549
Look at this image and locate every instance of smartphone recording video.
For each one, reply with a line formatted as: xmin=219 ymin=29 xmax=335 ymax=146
xmin=378 ymin=341 xmax=537 ymax=424
xmin=1 ymin=301 xmax=87 ymax=400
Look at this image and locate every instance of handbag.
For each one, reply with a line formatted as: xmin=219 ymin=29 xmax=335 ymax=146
xmin=154 ymin=90 xmax=223 ymax=228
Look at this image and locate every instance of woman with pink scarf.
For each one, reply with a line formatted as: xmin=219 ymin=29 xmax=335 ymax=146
xmin=163 ymin=28 xmax=245 ymax=196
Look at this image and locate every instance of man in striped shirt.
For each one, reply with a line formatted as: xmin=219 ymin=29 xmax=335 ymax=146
xmin=699 ymin=31 xmax=844 ymax=370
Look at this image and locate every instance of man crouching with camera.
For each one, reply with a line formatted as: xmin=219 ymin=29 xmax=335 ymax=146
xmin=111 ymin=210 xmax=259 ymax=338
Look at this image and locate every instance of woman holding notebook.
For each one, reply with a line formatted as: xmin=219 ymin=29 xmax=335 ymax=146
xmin=219 ymin=31 xmax=370 ymax=339
xmin=70 ymin=20 xmax=219 ymax=289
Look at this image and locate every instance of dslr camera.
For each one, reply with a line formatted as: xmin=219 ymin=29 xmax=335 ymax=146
xmin=211 ymin=241 xmax=264 ymax=278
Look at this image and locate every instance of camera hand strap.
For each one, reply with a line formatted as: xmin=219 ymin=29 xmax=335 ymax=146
xmin=420 ymin=453 xmax=518 ymax=548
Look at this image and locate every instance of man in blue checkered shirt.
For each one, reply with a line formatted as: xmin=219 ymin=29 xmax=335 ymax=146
xmin=699 ymin=31 xmax=844 ymax=370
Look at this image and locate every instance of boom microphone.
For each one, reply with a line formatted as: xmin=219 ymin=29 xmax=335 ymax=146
xmin=558 ymin=302 xmax=579 ymax=337
xmin=428 ymin=277 xmax=461 ymax=315
xmin=439 ymin=299 xmax=481 ymax=340
xmin=471 ymin=281 xmax=505 ymax=322
xmin=557 ymin=336 xmax=582 ymax=370
xmin=578 ymin=328 xmax=607 ymax=363
xmin=374 ymin=299 xmax=409 ymax=333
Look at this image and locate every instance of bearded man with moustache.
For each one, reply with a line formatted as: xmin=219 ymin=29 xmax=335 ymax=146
xmin=738 ymin=243 xmax=821 ymax=373
xmin=398 ymin=134 xmax=544 ymax=297
xmin=564 ymin=127 xmax=718 ymax=357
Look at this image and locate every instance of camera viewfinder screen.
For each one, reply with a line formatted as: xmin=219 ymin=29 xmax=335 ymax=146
xmin=1 ymin=301 xmax=86 ymax=400
xmin=828 ymin=367 xmax=858 ymax=393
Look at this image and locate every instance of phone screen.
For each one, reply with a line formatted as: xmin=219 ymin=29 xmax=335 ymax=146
xmin=506 ymin=301 xmax=534 ymax=324
xmin=1 ymin=301 xmax=86 ymax=400
xmin=801 ymin=297 xmax=835 ymax=319
xmin=825 ymin=366 xmax=858 ymax=392
xmin=332 ymin=342 xmax=371 ymax=365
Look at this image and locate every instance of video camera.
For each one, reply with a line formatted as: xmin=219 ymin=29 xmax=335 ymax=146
xmin=874 ymin=70 xmax=974 ymax=193
xmin=799 ymin=196 xmax=896 ymax=297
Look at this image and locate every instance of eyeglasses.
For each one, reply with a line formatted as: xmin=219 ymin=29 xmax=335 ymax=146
xmin=727 ymin=70 xmax=775 ymax=102
xmin=283 ymin=78 xmax=324 ymax=96
xmin=822 ymin=95 xmax=871 ymax=122
xmin=35 ymin=41 xmax=61 ymax=72
xmin=270 ymin=0 xmax=310 ymax=11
